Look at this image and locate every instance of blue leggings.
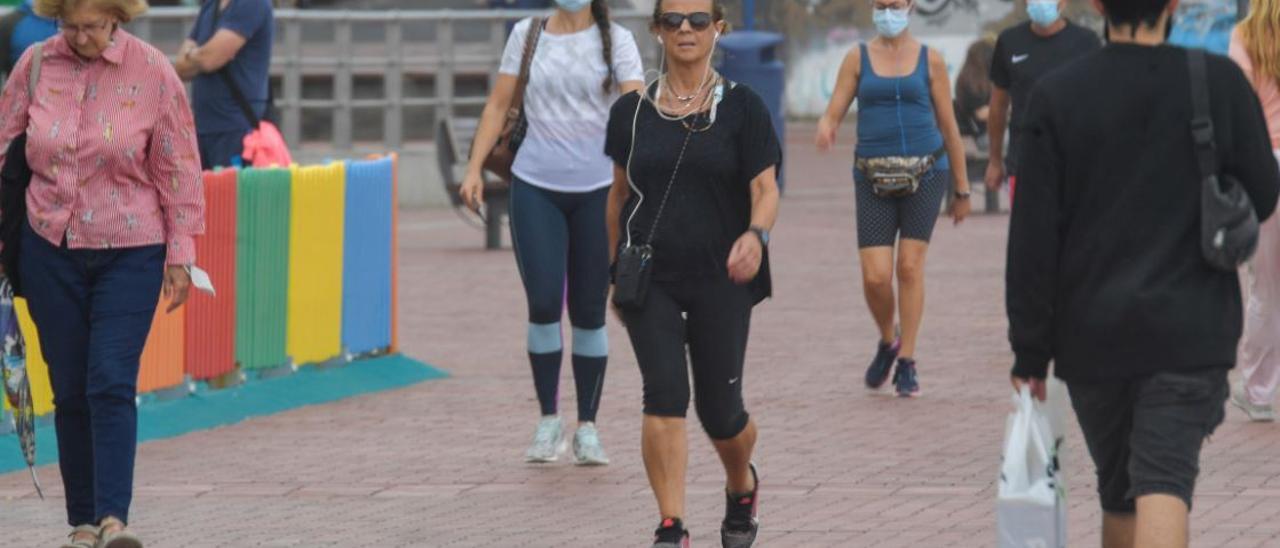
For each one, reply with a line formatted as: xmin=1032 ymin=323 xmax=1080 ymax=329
xmin=509 ymin=178 xmax=610 ymax=422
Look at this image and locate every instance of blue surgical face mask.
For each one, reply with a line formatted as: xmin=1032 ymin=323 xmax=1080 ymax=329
xmin=554 ymin=0 xmax=591 ymax=13
xmin=873 ymin=7 xmax=911 ymax=38
xmin=1027 ymin=0 xmax=1061 ymax=27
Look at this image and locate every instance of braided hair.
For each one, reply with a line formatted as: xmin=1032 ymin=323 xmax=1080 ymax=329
xmin=591 ymin=0 xmax=616 ymax=93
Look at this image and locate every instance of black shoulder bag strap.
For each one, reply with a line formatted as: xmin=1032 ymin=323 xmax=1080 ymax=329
xmin=211 ymin=0 xmax=260 ymax=129
xmin=1188 ymin=49 xmax=1217 ymax=183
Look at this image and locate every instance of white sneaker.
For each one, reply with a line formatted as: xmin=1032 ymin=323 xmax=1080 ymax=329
xmin=1231 ymin=384 xmax=1276 ymax=422
xmin=525 ymin=416 xmax=567 ymax=463
xmin=573 ymin=423 xmax=610 ymax=466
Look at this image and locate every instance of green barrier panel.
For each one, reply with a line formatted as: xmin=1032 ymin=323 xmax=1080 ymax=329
xmin=236 ymin=167 xmax=292 ymax=370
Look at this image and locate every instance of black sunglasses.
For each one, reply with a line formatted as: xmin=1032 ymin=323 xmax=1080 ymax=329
xmin=657 ymin=12 xmax=714 ymax=32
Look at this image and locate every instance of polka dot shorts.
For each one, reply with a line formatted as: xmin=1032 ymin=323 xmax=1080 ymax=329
xmin=854 ymin=168 xmax=949 ymax=248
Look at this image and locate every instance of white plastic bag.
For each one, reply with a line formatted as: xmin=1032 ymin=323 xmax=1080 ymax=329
xmin=998 ymin=385 xmax=1067 ymax=548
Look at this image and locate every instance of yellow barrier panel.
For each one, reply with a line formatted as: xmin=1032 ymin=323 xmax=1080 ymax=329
xmin=15 ymin=298 xmax=55 ymax=416
xmin=287 ymin=162 xmax=346 ymax=365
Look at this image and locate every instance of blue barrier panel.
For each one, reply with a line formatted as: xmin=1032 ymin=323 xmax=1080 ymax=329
xmin=342 ymin=157 xmax=395 ymax=354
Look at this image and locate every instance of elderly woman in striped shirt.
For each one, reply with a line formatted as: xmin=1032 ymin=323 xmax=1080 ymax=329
xmin=0 ymin=0 xmax=205 ymax=546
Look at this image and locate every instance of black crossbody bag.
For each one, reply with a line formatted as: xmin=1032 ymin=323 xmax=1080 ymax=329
xmin=613 ymin=88 xmax=695 ymax=310
xmin=1187 ymin=49 xmax=1259 ymax=271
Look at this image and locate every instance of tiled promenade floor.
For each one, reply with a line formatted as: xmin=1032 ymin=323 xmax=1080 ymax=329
xmin=4 ymin=125 xmax=1280 ymax=547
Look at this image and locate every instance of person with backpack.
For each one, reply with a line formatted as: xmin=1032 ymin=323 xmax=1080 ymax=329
xmin=0 ymin=0 xmax=56 ymax=79
xmin=1007 ymin=0 xmax=1280 ymax=545
xmin=461 ymin=0 xmax=644 ymax=466
xmin=0 ymin=1 xmax=205 ymax=545
xmin=173 ymin=0 xmax=274 ymax=170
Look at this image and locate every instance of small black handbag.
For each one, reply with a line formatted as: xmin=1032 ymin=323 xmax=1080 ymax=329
xmin=1187 ymin=49 xmax=1259 ymax=271
xmin=612 ymin=90 xmax=696 ymax=310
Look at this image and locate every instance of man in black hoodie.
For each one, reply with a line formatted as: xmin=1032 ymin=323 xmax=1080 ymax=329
xmin=1006 ymin=0 xmax=1280 ymax=546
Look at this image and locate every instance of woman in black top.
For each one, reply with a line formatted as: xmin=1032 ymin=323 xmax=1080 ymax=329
xmin=604 ymin=1 xmax=780 ymax=546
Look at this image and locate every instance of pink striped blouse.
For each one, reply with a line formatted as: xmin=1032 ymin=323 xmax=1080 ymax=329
xmin=0 ymin=31 xmax=205 ymax=265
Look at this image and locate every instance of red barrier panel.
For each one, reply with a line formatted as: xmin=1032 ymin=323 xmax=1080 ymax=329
xmin=184 ymin=169 xmax=238 ymax=381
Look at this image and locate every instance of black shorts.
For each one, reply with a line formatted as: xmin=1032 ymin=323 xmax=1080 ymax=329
xmin=1068 ymin=368 xmax=1229 ymax=513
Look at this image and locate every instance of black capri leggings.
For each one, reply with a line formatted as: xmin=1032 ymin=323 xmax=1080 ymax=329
xmin=854 ymin=167 xmax=948 ymax=248
xmin=621 ymin=275 xmax=753 ymax=440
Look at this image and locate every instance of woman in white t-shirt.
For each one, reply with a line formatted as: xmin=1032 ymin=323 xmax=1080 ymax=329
xmin=461 ymin=0 xmax=644 ymax=465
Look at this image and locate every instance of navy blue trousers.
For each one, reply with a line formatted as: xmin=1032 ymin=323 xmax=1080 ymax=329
xmin=20 ymin=222 xmax=164 ymax=526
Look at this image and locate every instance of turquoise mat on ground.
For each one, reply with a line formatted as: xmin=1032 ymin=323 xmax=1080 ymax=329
xmin=0 ymin=354 xmax=446 ymax=475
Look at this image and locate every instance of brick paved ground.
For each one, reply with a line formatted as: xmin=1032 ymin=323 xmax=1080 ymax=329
xmin=4 ymin=124 xmax=1280 ymax=547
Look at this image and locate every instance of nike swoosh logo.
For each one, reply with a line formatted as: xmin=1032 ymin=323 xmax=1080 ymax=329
xmin=728 ymin=377 xmax=740 ymax=385
xmin=1012 ymin=54 xmax=1030 ymax=64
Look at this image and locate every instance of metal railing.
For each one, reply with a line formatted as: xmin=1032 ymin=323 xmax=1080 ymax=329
xmin=122 ymin=8 xmax=659 ymax=151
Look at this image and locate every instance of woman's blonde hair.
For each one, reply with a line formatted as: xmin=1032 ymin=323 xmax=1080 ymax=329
xmin=33 ymin=0 xmax=149 ymax=24
xmin=1241 ymin=0 xmax=1280 ymax=88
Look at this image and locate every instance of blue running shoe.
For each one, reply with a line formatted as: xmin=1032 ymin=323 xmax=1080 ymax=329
xmin=893 ymin=358 xmax=921 ymax=398
xmin=864 ymin=339 xmax=900 ymax=389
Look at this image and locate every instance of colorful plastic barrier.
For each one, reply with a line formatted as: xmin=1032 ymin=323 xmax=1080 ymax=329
xmin=342 ymin=156 xmax=394 ymax=355
xmin=236 ymin=168 xmax=292 ymax=370
xmin=287 ymin=163 xmax=346 ymax=365
xmin=15 ymin=299 xmax=54 ymax=415
xmin=7 ymin=157 xmax=397 ymax=417
xmin=184 ymin=169 xmax=238 ymax=381
xmin=138 ymin=301 xmax=185 ymax=394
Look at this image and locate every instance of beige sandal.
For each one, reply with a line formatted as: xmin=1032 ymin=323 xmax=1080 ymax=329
xmin=95 ymin=518 xmax=142 ymax=548
xmin=59 ymin=525 xmax=98 ymax=548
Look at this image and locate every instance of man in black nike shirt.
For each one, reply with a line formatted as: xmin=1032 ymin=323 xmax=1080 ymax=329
xmin=986 ymin=0 xmax=1101 ymax=202
xmin=1006 ymin=0 xmax=1280 ymax=546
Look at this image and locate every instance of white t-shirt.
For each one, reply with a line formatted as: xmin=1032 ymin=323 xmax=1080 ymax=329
xmin=499 ymin=18 xmax=645 ymax=193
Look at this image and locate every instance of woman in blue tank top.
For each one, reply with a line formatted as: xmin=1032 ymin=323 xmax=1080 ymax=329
xmin=815 ymin=0 xmax=970 ymax=398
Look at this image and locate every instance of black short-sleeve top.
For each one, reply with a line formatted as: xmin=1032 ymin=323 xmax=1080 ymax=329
xmin=605 ymin=82 xmax=782 ymax=304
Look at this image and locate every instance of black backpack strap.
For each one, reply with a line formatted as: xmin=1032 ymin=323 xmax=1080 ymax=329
xmin=1187 ymin=49 xmax=1217 ymax=180
xmin=211 ymin=0 xmax=260 ymax=128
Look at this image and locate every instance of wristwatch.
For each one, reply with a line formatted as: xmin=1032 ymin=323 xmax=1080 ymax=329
xmin=749 ymin=225 xmax=770 ymax=247
xmin=954 ymin=190 xmax=972 ymax=200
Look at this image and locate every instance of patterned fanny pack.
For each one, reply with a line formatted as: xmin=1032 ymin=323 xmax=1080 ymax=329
xmin=856 ymin=148 xmax=945 ymax=198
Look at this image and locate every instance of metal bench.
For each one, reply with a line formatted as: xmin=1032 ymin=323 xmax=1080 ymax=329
xmin=435 ymin=118 xmax=510 ymax=249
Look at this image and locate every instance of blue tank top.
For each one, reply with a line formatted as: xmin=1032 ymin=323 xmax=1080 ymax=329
xmin=855 ymin=43 xmax=948 ymax=168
